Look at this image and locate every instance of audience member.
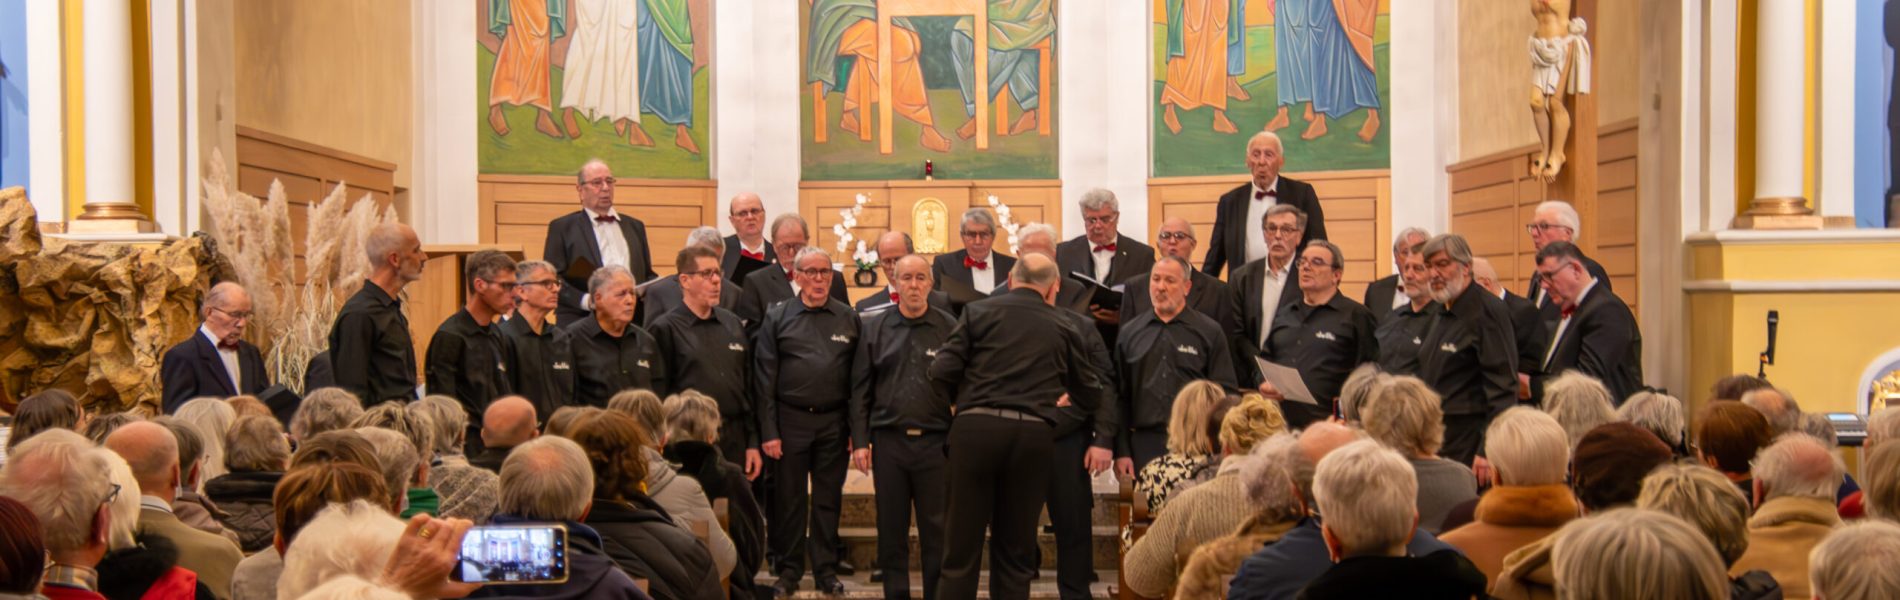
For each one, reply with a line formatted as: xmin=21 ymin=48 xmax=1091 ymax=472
xmin=430 ymin=463 xmax=500 ymax=524
xmin=1296 ymin=440 xmax=1486 ymax=599
xmin=1361 ymin=377 xmax=1476 ymax=535
xmin=1134 ymin=381 xmax=1234 ymax=515
xmin=231 ymin=461 xmax=390 ymax=600
xmin=1545 ymin=509 xmax=1729 ymax=600
xmin=542 ymin=405 xmax=598 ymax=438
xmin=1710 ymin=373 xmax=1773 ymax=402
xmin=80 ymin=413 xmax=137 ymax=445
xmin=1334 ymin=363 xmax=1390 ymax=425
xmin=569 ymin=410 xmax=722 ymax=600
xmin=614 ymin=395 xmax=739 ymax=580
xmin=225 ymin=396 xmax=272 ymax=421
xmin=289 ymin=388 xmax=366 ymax=443
xmin=8 ymin=390 xmax=87 ymax=452
xmin=1793 ymin=411 xmax=1864 ymax=505
xmin=1570 ymin=422 xmax=1672 ymax=513
xmin=473 ymin=396 xmax=539 ymax=472
xmin=278 ymin=501 xmax=479 ymax=600
xmin=660 ymin=390 xmax=764 ymax=598
xmin=0 ymin=496 xmax=46 ymax=599
xmin=289 ymin=429 xmax=381 ymax=473
xmin=103 ymin=421 xmax=245 ymax=598
xmin=473 ymin=436 xmax=650 ymax=599
xmin=1636 ymin=463 xmax=1782 ymax=600
xmin=411 ymin=395 xmax=472 ymax=470
xmin=1808 ymin=521 xmax=1900 ymax=599
xmin=357 ymin=427 xmax=429 ymax=517
xmin=150 ymin=415 xmax=236 ymax=543
xmin=173 ymin=397 xmax=237 ymax=487
xmin=1729 ymin=433 xmax=1844 ymax=598
xmin=1125 ymin=395 xmax=1285 ymax=597
xmin=1860 ymin=442 xmax=1900 ymax=521
xmin=1540 ymin=371 xmax=1617 ymax=448
xmin=1741 ymin=387 xmax=1801 ymax=436
xmin=96 ymin=448 xmax=212 ymax=599
xmin=1617 ymin=389 xmax=1689 ymax=456
xmin=354 ymin=405 xmax=439 ymax=517
xmin=1172 ymin=432 xmax=1305 ymax=599
xmin=1866 ymin=406 xmax=1900 ymax=449
xmin=1440 ymin=407 xmax=1578 ymax=591
xmin=205 ymin=415 xmax=291 ymax=553
xmin=1695 ymin=401 xmax=1774 ymax=504
xmin=605 ymin=389 xmax=662 ymax=421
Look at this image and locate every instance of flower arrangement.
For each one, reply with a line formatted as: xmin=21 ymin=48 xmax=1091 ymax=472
xmin=987 ymin=194 xmax=1023 ymax=255
xmin=832 ymin=193 xmax=877 ymax=270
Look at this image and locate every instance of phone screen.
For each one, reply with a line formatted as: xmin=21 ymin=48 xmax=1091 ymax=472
xmin=452 ymin=524 xmax=569 ymax=584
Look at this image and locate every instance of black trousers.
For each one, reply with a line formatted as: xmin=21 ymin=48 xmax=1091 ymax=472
xmin=1044 ymin=430 xmax=1096 ymax=600
xmin=715 ymin=417 xmax=750 ymax=467
xmin=873 ymin=429 xmax=948 ymax=600
xmin=1129 ymin=429 xmax=1169 ymax=474
xmin=937 ymin=413 xmax=1053 ymax=600
xmin=1441 ymin=413 xmax=1491 ymax=465
xmin=770 ymin=408 xmax=847 ymax=579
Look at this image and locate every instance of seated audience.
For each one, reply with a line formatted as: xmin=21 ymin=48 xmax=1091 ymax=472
xmin=5 ymin=389 xmax=87 ymax=455
xmin=472 ymin=396 xmax=539 ymax=472
xmin=1440 ymin=407 xmax=1578 ymax=590
xmin=150 ymin=415 xmax=237 ymax=544
xmin=205 ymin=415 xmax=292 ymax=553
xmin=1570 ymin=422 xmax=1673 ymax=513
xmin=288 ymin=388 xmax=365 ymax=443
xmin=1135 ymin=381 xmax=1235 ymax=515
xmin=1808 ymin=521 xmax=1900 ymax=599
xmin=96 ymin=447 xmax=214 ymax=599
xmin=1729 ymin=433 xmax=1845 ymax=599
xmin=1295 ymin=440 xmax=1486 ymax=599
xmin=356 ymin=427 xmax=431 ymax=517
xmin=1540 ymin=371 xmax=1617 ymax=448
xmin=104 ymin=421 xmax=245 ymax=598
xmin=1361 ymin=377 xmax=1476 ymax=535
xmin=1545 ymin=509 xmax=1730 ymax=600
xmin=1334 ymin=364 xmax=1390 ymax=426
xmin=1636 ymin=463 xmax=1783 ymax=599
xmin=1695 ymin=401 xmax=1774 ymax=506
xmin=80 ymin=413 xmax=138 ymax=445
xmin=608 ymin=389 xmax=740 ymax=578
xmin=1710 ymin=373 xmax=1773 ymax=402
xmin=606 ymin=389 xmax=662 ymax=418
xmin=1867 ymin=406 xmax=1900 ymax=449
xmin=355 ymin=404 xmax=442 ymax=515
xmin=542 ymin=406 xmax=600 ymax=438
xmin=1793 ymin=412 xmax=1862 ymax=505
xmin=0 ymin=496 xmax=46 ymax=599
xmin=1228 ymin=423 xmax=1462 ymax=600
xmin=277 ymin=501 xmax=480 ymax=600
xmin=1740 ymin=387 xmax=1801 ymax=436
xmin=431 ymin=463 xmax=501 ymax=524
xmin=471 ymin=436 xmax=650 ymax=599
xmin=1859 ymin=442 xmax=1900 ymax=521
xmin=660 ymin=390 xmax=764 ymax=597
xmin=1125 ymin=395 xmax=1285 ymax=597
xmin=1616 ymin=389 xmax=1689 ymax=457
xmin=410 ymin=395 xmax=472 ymax=470
xmin=231 ymin=461 xmax=391 ymax=600
xmin=569 ymin=410 xmax=723 ymax=600
xmin=173 ymin=397 xmax=236 ymax=486
xmin=1173 ymin=432 xmax=1305 ymax=599
xmin=289 ymin=429 xmax=381 ymax=473
xmin=224 ymin=396 xmax=272 ymax=421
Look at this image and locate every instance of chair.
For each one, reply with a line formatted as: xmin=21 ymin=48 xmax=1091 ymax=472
xmin=1119 ymin=478 xmax=1163 ymax=600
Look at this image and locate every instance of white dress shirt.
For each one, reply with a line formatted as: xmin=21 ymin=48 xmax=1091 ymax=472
xmin=1245 ymin=178 xmax=1280 ymax=265
xmin=1258 ymin=259 xmax=1292 ymax=346
xmin=1542 ymin=279 xmax=1598 ymax=369
xmin=1089 ymin=242 xmax=1115 ymax=281
xmin=970 ymin=251 xmax=996 ymax=294
xmin=201 ymin=324 xmax=241 ymax=392
xmin=1393 ymin=286 xmax=1413 ymax=311
xmin=587 ymin=208 xmax=631 ymax=269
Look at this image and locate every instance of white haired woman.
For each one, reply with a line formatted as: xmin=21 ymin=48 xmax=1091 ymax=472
xmin=1440 ymin=407 xmax=1579 ymax=591
xmin=1543 ymin=509 xmax=1729 ymax=600
xmin=277 ymin=500 xmax=477 ymax=600
xmin=1637 ymin=463 xmax=1783 ymax=599
xmin=1540 ymin=371 xmax=1617 ymax=448
xmin=1360 ymin=377 xmax=1476 ymax=535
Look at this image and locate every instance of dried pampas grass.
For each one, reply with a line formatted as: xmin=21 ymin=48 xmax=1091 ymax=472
xmin=199 ymin=148 xmax=395 ymax=392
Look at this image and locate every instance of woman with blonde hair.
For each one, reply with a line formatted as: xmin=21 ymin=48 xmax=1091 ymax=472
xmin=174 ymin=397 xmax=237 ymax=489
xmin=1133 ymin=381 xmax=1235 ymax=515
xmin=1546 ymin=509 xmax=1729 ymax=600
xmin=1361 ymin=376 xmax=1477 ymax=535
xmin=1636 ymin=463 xmax=1782 ymax=599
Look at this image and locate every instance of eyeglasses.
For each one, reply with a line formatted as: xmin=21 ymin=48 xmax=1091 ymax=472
xmin=1525 ymin=222 xmax=1572 ymax=235
xmin=1083 ymin=215 xmax=1117 ymax=226
xmin=581 ymin=177 xmax=618 ymax=188
xmin=101 ymin=482 xmax=121 ymax=506
xmin=211 ymin=307 xmax=254 ymax=321
xmin=730 ymin=208 xmax=764 ymax=218
xmin=1157 ymin=231 xmax=1194 ymax=242
xmin=796 ymin=268 xmax=833 ymax=277
xmin=960 ymin=230 xmax=994 ymax=239
xmin=680 ymin=269 xmax=722 ymax=279
xmin=1298 ymin=257 xmax=1334 ymax=270
xmin=1263 ymin=225 xmax=1301 ymax=237
xmin=522 ymin=279 xmax=562 ymax=290
xmin=482 ymin=279 xmax=519 ymax=292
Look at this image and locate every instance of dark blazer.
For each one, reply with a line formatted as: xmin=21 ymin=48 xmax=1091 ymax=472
xmin=733 ymin=263 xmax=850 ymax=335
xmin=931 ymin=249 xmax=1016 ymax=312
xmin=303 ymin=350 xmax=334 ymax=392
xmin=987 ymin=273 xmax=1093 ymax=315
xmin=640 ymin=274 xmax=741 ymax=327
xmin=1500 ymin=290 xmax=1548 ymax=377
xmin=161 ymin=331 xmax=270 ymax=414
xmin=1362 ymin=274 xmax=1402 ymax=319
xmin=853 ymin=288 xmax=952 ymax=314
xmin=1055 ymin=233 xmax=1156 ymax=286
xmin=1230 ymin=257 xmax=1304 ymax=364
xmin=542 ymin=209 xmax=659 ymax=324
xmin=1201 ymin=177 xmax=1328 ymax=278
xmin=721 ymin=234 xmax=776 ymax=286
xmin=1529 ymin=283 xmax=1644 ymax=405
xmin=1526 ymin=252 xmax=1611 ymax=318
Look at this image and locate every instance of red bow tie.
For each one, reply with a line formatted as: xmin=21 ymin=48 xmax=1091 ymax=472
xmin=594 ymin=215 xmax=617 ymax=224
xmin=1094 ymin=244 xmax=1117 ymax=253
xmin=1561 ymin=305 xmax=1578 ymax=319
xmin=964 ymin=256 xmax=988 ymax=269
xmin=785 ymin=268 xmax=796 ymax=281
xmin=218 ymin=338 xmax=241 ymax=351
xmin=890 ymin=292 xmax=901 ymax=302
xmin=1254 ymin=189 xmax=1277 ymax=200
xmin=740 ymin=249 xmax=764 ymax=261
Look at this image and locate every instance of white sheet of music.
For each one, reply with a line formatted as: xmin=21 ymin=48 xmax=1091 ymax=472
xmin=1254 ymin=358 xmax=1318 ymax=405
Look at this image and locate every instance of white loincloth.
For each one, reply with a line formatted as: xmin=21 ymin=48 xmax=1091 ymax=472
xmin=1528 ymin=17 xmax=1593 ymax=96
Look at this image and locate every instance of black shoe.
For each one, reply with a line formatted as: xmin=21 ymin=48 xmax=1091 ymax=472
xmin=771 ymin=576 xmax=799 ymax=597
xmin=816 ymin=577 xmax=847 ymax=596
xmin=869 ymin=568 xmax=885 ymax=583
xmin=834 ymin=559 xmax=856 ymax=576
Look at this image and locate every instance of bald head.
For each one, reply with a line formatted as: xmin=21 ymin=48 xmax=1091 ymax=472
xmin=1755 ymin=433 xmax=1845 ymax=502
xmin=103 ymin=421 xmax=180 ymax=501
xmin=1010 ymin=253 xmax=1061 ymax=297
xmin=482 ymin=396 xmax=540 ymax=449
xmin=1299 ymin=421 xmax=1362 ymax=466
xmin=1742 ymin=388 xmax=1801 ymax=435
xmin=1471 ymin=257 xmax=1502 ymax=296
xmin=1155 ymin=218 xmax=1198 ymax=260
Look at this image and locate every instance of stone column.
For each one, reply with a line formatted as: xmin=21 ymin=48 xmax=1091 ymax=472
xmin=1733 ymin=0 xmax=1821 ymax=229
xmin=68 ymin=0 xmax=158 ymax=234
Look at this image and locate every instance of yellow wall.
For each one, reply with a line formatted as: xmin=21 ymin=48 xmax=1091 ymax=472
xmin=233 ymin=0 xmax=413 ymax=188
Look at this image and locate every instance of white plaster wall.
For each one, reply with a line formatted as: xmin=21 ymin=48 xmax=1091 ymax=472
xmin=714 ymin=0 xmax=799 ymax=232
xmin=411 ymin=0 xmax=479 ymax=244
xmin=1055 ymin=0 xmax=1150 ymax=239
xmin=1818 ymin=0 xmax=1857 ymax=219
xmin=25 ymin=0 xmax=64 ymax=221
xmin=1388 ymin=0 xmax=1453 ymax=236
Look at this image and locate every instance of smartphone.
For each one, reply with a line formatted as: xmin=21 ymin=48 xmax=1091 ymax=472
xmin=451 ymin=523 xmax=569 ymax=585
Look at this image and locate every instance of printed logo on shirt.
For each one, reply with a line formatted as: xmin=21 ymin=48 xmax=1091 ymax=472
xmin=1313 ymin=331 xmax=1337 ymax=341
xmin=925 ymin=349 xmax=939 ymax=358
xmin=637 ymin=360 xmax=650 ymax=368
xmin=1175 ymin=345 xmax=1200 ymax=356
xmin=496 ymin=362 xmax=507 ymax=373
xmin=1439 ymin=343 xmax=1458 ymax=353
xmin=1411 ymin=337 xmax=1422 ymax=346
xmin=552 ymin=361 xmax=571 ymax=371
xmin=830 ymin=334 xmax=851 ymax=344
xmin=728 ymin=343 xmax=745 ymax=352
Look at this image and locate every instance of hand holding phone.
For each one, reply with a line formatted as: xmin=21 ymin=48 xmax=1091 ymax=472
xmin=452 ymin=524 xmax=571 ymax=585
xmin=385 ymin=514 xmax=481 ymax=598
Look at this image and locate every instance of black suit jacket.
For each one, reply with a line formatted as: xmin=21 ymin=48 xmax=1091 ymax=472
xmin=1202 ymin=178 xmax=1328 ymax=278
xmin=721 ymin=235 xmax=776 ymax=287
xmin=161 ymin=331 xmax=270 ymax=413
xmin=542 ymin=210 xmax=659 ymax=324
xmin=1363 ymin=274 xmax=1402 ymax=320
xmin=1056 ymin=234 xmax=1156 ymax=287
xmin=640 ymin=274 xmax=741 ymax=327
xmin=931 ymin=249 xmax=1016 ymax=312
xmin=853 ymin=289 xmax=952 ymax=314
xmin=1230 ymin=258 xmax=1304 ymax=376
xmin=987 ymin=273 xmax=1093 ymax=315
xmin=1529 ymin=284 xmax=1644 ymax=405
xmin=733 ymin=263 xmax=850 ymax=336
xmin=1499 ymin=290 xmax=1548 ymax=377
xmin=1526 ymin=253 xmax=1612 ymax=320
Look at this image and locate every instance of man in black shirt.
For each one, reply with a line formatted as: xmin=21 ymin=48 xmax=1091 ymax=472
xmin=425 ymin=250 xmax=518 ymax=455
xmin=848 ymin=255 xmax=956 ymax=600
xmin=642 ymin=226 xmax=742 ymax=326
xmin=1116 ymin=256 xmax=1240 ymax=471
xmin=1120 ymin=218 xmax=1243 ymax=358
xmin=1415 ymin=234 xmax=1519 ymax=464
xmin=754 ymin=248 xmax=861 ymax=597
xmin=1374 ymin=244 xmax=1437 ymax=376
xmin=853 ymin=231 xmax=951 ymax=314
xmin=328 ymin=222 xmax=427 ymax=404
xmin=1258 ymin=241 xmax=1378 ymax=429
xmin=929 ymin=253 xmax=1105 ymax=600
xmin=566 ymin=265 xmax=667 ymax=407
xmin=736 ymin=214 xmax=849 ymax=336
xmin=500 ymin=260 xmax=575 ymax=425
xmin=651 ymin=245 xmax=762 ymax=480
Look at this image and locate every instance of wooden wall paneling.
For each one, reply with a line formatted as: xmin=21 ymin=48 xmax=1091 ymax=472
xmin=798 ymin=180 xmax=1061 ymax=267
xmin=236 ymin=127 xmax=398 ymax=286
xmin=1596 ymin=120 xmax=1640 ymax=317
xmin=477 ymin=175 xmax=718 ymax=277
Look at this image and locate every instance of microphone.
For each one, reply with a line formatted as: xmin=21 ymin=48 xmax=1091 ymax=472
xmin=1759 ymin=310 xmax=1779 ymax=378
